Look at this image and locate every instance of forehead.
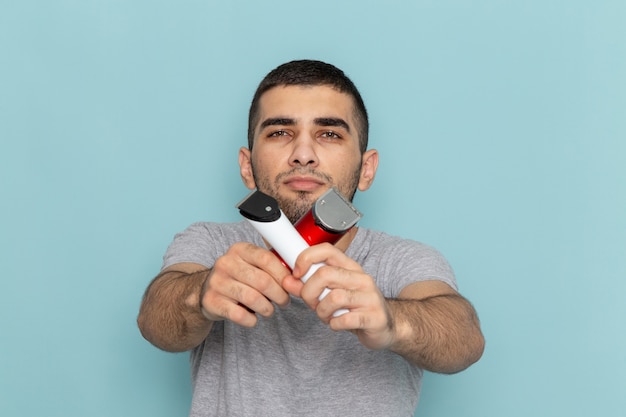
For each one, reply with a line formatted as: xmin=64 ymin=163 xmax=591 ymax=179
xmin=257 ymin=85 xmax=356 ymax=124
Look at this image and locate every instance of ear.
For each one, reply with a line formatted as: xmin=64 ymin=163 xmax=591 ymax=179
xmin=238 ymin=147 xmax=257 ymax=190
xmin=358 ymin=149 xmax=379 ymax=191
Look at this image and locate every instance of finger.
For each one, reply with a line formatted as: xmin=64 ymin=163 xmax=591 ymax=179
xmin=300 ymin=265 xmax=355 ymax=308
xmin=292 ymin=243 xmax=361 ymax=279
xmin=236 ymin=243 xmax=291 ymax=282
xmin=233 ymin=261 xmax=291 ymax=308
xmin=312 ymin=287 xmax=363 ymax=324
xmin=203 ymin=273 xmax=279 ymax=325
xmin=320 ymin=290 xmax=376 ymax=328
xmin=281 ymin=275 xmax=304 ymax=298
xmin=211 ymin=302 xmax=259 ymax=328
xmin=330 ymin=310 xmax=395 ymax=351
xmin=200 ymin=289 xmax=258 ymax=327
xmin=233 ymin=244 xmax=292 ymax=307
xmin=212 ymin=266 xmax=279 ymax=316
xmin=218 ymin=245 xmax=291 ymax=307
xmin=306 ymin=271 xmax=384 ymax=325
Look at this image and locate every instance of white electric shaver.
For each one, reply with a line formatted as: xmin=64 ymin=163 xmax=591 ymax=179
xmin=237 ymin=187 xmax=362 ymax=317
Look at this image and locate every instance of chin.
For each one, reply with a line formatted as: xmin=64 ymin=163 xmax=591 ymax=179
xmin=276 ymin=195 xmax=314 ymax=223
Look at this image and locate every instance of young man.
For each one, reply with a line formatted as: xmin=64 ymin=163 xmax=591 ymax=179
xmin=138 ymin=60 xmax=484 ymax=416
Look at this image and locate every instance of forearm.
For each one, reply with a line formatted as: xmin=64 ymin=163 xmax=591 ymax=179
xmin=386 ymin=294 xmax=484 ymax=374
xmin=137 ymin=269 xmax=213 ymax=352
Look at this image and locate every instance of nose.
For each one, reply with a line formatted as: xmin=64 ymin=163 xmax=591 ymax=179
xmin=288 ymin=135 xmax=319 ymax=167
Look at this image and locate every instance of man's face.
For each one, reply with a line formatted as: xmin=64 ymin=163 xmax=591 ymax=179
xmin=239 ymin=85 xmax=377 ymax=223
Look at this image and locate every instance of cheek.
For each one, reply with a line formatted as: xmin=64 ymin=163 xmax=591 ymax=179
xmin=332 ymin=159 xmax=362 ymax=191
xmin=336 ymin=153 xmax=362 ymax=175
xmin=252 ymin=149 xmax=279 ymax=169
xmin=250 ymin=154 xmax=276 ymax=183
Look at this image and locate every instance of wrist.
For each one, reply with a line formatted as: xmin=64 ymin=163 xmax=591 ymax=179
xmin=195 ymin=270 xmax=215 ymax=322
xmin=384 ymin=299 xmax=416 ymax=353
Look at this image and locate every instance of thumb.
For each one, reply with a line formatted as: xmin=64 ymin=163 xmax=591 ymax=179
xmin=281 ymin=275 xmax=304 ymax=298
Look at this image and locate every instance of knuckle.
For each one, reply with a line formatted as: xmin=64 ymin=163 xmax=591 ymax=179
xmin=297 ymin=250 xmax=311 ymax=263
xmin=325 ymin=287 xmax=343 ymax=305
xmin=345 ymin=289 xmax=358 ymax=305
xmin=253 ymin=272 xmax=274 ymax=292
xmin=216 ymin=304 xmax=231 ymax=320
xmin=228 ymin=306 xmax=250 ymax=324
xmin=238 ymin=289 xmax=258 ymax=306
xmin=200 ymin=296 xmax=227 ymax=321
xmin=228 ymin=242 xmax=254 ymax=259
xmin=232 ymin=241 xmax=252 ymax=251
xmin=319 ymin=242 xmax=334 ymax=251
xmin=256 ymin=249 xmax=276 ymax=265
xmin=226 ymin=283 xmax=244 ymax=301
xmin=329 ymin=265 xmax=347 ymax=281
xmin=212 ymin=256 xmax=231 ymax=273
xmin=358 ymin=314 xmax=369 ymax=329
xmin=258 ymin=302 xmax=274 ymax=317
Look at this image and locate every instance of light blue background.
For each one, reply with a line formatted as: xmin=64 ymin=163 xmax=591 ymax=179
xmin=1 ymin=1 xmax=624 ymax=416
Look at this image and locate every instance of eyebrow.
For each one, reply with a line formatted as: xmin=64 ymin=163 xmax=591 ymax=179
xmin=259 ymin=117 xmax=351 ymax=132
xmin=259 ymin=117 xmax=296 ymax=130
xmin=314 ymin=117 xmax=351 ymax=133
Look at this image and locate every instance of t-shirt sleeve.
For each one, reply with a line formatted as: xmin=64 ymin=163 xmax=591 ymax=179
xmin=373 ymin=238 xmax=458 ymax=298
xmin=161 ymin=222 xmax=229 ymax=270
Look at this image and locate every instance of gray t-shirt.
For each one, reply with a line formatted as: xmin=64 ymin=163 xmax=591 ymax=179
xmin=162 ymin=221 xmax=457 ymax=417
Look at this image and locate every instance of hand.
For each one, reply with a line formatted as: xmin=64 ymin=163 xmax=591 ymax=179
xmin=200 ymin=242 xmax=291 ymax=327
xmin=283 ymin=243 xmax=396 ymax=350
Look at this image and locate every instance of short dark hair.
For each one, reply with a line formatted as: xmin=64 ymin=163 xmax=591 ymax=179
xmin=247 ymin=60 xmax=369 ymax=153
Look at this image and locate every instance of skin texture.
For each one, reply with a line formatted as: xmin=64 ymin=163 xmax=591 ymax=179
xmin=137 ymin=85 xmax=484 ymax=373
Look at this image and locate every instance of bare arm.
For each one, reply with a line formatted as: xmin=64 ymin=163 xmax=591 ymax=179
xmin=386 ymin=280 xmax=485 ymax=374
xmin=137 ymin=243 xmax=292 ymax=353
xmin=287 ymin=244 xmax=485 ymax=374
xmin=137 ymin=263 xmax=213 ymax=352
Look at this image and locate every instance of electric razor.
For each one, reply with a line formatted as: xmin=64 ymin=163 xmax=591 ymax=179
xmin=237 ymin=187 xmax=362 ymax=317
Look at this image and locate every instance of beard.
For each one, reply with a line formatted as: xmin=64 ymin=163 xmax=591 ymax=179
xmin=251 ymin=163 xmax=362 ymax=224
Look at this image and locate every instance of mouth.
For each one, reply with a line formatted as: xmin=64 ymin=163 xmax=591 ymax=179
xmin=282 ymin=176 xmax=326 ymax=192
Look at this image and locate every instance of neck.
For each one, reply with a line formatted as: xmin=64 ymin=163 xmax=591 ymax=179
xmin=334 ymin=226 xmax=358 ymax=252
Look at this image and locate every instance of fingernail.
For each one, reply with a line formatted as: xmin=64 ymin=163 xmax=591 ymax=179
xmin=279 ymin=297 xmax=291 ymax=309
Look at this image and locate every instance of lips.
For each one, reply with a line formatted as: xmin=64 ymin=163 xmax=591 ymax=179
xmin=283 ymin=176 xmax=326 ymax=192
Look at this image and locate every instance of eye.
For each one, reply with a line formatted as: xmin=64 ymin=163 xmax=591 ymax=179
xmin=320 ymin=131 xmax=342 ymax=140
xmin=268 ymin=130 xmax=290 ymax=138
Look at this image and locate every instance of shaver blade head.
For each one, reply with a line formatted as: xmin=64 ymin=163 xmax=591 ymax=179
xmin=312 ymin=187 xmax=362 ymax=233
